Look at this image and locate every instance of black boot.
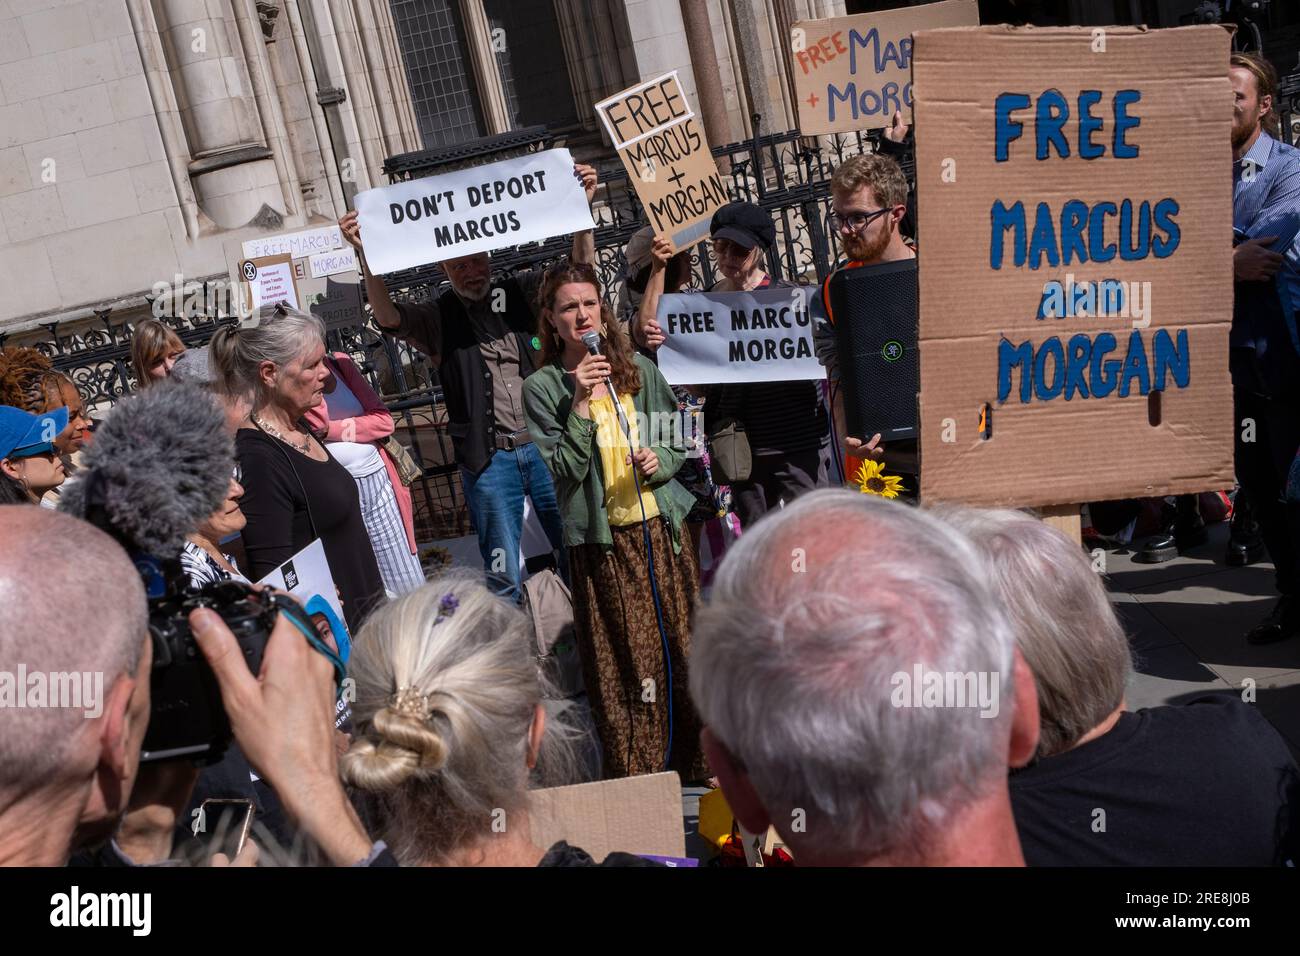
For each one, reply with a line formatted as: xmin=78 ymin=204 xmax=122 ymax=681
xmin=1226 ymin=489 xmax=1267 ymax=567
xmin=1134 ymin=495 xmax=1206 ymax=564
xmin=1246 ymin=595 xmax=1300 ymax=645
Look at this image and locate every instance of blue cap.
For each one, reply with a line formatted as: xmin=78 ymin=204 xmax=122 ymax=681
xmin=0 ymin=405 xmax=68 ymax=460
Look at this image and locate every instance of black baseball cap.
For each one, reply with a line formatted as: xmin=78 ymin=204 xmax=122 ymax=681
xmin=710 ymin=202 xmax=775 ymax=251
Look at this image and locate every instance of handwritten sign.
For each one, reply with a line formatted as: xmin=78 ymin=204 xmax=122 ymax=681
xmin=353 ymin=148 xmax=594 ymax=275
xmin=913 ymin=25 xmax=1234 ymax=507
xmin=309 ymin=246 xmax=358 ymax=278
xmin=242 ymin=225 xmax=343 ymax=261
xmin=655 ymin=287 xmax=824 ymax=385
xmin=595 ymin=72 xmax=725 ymax=251
xmin=791 ymin=0 xmax=978 ymax=135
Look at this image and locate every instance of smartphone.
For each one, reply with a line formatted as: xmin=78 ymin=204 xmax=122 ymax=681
xmin=195 ymin=798 xmax=254 ymax=860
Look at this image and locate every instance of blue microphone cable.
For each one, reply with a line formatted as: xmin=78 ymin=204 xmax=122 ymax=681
xmin=607 ymin=382 xmax=675 ymax=772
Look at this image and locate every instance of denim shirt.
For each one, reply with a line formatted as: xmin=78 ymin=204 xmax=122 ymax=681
xmin=1232 ymin=132 xmax=1300 ymax=356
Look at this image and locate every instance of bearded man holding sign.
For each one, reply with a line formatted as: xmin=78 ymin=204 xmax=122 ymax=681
xmin=339 ymin=161 xmax=598 ymax=599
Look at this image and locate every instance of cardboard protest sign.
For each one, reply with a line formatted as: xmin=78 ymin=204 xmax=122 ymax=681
xmin=791 ymin=0 xmax=978 ymax=135
xmin=225 ymin=231 xmax=364 ymax=326
xmin=655 ymin=287 xmax=823 ymax=385
xmin=239 ymin=254 xmax=300 ymax=311
xmin=309 ymin=277 xmax=364 ymax=332
xmin=913 ymin=26 xmax=1234 ymax=509
xmin=353 ymin=148 xmax=594 ymax=275
xmin=530 ymin=771 xmax=685 ymax=861
xmin=595 ymin=72 xmax=725 ymax=251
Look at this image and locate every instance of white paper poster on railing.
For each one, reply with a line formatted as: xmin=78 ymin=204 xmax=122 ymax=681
xmin=353 ymin=147 xmax=595 ymax=275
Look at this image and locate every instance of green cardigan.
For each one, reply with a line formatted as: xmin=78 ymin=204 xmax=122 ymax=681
xmin=522 ymin=352 xmax=695 ymax=552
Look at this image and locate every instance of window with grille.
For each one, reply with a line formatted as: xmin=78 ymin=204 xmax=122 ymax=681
xmin=389 ymin=0 xmax=486 ymax=147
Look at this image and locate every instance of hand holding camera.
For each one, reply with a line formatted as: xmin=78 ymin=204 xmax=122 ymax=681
xmin=190 ymin=601 xmax=374 ymax=866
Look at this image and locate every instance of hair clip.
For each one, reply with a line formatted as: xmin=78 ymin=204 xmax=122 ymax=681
xmin=434 ymin=592 xmax=459 ymax=626
xmin=390 ymin=686 xmax=429 ymax=719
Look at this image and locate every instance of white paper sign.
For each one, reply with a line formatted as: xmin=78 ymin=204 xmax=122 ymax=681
xmin=242 ymin=225 xmax=344 ymax=261
xmin=309 ymin=246 xmax=358 ymax=278
xmin=257 ymin=538 xmax=348 ymax=640
xmin=242 ymin=255 xmax=300 ymax=311
xmin=353 ymin=147 xmax=594 ymax=275
xmin=655 ymin=287 xmax=825 ymax=385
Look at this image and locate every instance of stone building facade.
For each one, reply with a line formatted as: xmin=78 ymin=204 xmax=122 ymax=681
xmin=0 ymin=0 xmax=849 ymax=337
xmin=2 ymin=1 xmax=1294 ymax=337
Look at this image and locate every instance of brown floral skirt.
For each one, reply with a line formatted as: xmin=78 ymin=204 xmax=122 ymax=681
xmin=568 ymin=516 xmax=709 ymax=781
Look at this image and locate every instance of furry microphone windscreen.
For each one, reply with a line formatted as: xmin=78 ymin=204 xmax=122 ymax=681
xmin=59 ymin=382 xmax=234 ymax=556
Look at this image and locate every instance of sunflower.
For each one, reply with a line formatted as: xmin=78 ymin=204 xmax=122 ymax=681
xmin=853 ymin=459 xmax=904 ymax=499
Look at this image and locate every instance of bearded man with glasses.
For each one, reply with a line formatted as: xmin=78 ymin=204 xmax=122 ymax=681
xmin=815 ymin=152 xmax=917 ymax=475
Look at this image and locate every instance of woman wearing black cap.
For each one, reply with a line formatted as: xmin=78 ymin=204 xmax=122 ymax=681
xmin=701 ymin=202 xmax=829 ymax=528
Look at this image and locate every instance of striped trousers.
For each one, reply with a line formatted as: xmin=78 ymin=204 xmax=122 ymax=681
xmin=355 ymin=468 xmax=425 ymax=596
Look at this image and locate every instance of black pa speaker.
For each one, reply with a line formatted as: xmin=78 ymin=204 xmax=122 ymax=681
xmin=826 ymin=258 xmax=919 ymax=442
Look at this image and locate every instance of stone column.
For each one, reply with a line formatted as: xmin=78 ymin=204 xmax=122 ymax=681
xmin=233 ymin=0 xmax=301 ymax=216
xmin=281 ymin=0 xmax=348 ymax=214
xmin=126 ymin=0 xmax=201 ymax=238
xmin=458 ymin=0 xmax=511 ymax=135
xmin=154 ymin=0 xmax=286 ymax=228
xmin=555 ymin=0 xmax=636 ymax=132
xmin=680 ymin=0 xmax=734 ymax=170
xmin=355 ymin=0 xmax=423 ymax=155
xmin=771 ymin=0 xmax=802 ymax=132
xmin=728 ymin=0 xmax=778 ymax=137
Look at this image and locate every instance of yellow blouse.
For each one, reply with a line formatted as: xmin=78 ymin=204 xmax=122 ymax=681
xmin=590 ymin=392 xmax=659 ymax=527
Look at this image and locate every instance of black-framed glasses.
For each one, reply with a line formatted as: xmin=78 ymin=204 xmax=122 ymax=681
xmin=828 ymin=208 xmax=893 ymax=233
xmin=232 ymin=463 xmax=243 ymax=485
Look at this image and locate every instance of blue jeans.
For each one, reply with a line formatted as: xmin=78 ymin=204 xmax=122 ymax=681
xmin=461 ymin=443 xmax=565 ymax=600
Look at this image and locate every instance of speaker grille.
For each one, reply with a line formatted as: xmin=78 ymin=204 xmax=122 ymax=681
xmin=829 ymin=259 xmax=919 ymax=442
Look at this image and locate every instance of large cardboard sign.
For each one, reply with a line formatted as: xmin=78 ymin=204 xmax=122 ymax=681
xmin=595 ymin=72 xmax=725 ymax=251
xmin=913 ymin=26 xmax=1234 ymax=508
xmin=655 ymin=287 xmax=824 ymax=385
xmin=530 ymin=771 xmax=685 ymax=861
xmin=353 ymin=147 xmax=594 ymax=275
xmin=791 ymin=0 xmax=978 ymax=135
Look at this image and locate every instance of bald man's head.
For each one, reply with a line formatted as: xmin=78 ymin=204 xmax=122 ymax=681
xmin=0 ymin=506 xmax=147 ymax=792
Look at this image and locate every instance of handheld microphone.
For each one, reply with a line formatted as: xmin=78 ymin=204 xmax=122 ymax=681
xmin=580 ymin=330 xmax=634 ymax=446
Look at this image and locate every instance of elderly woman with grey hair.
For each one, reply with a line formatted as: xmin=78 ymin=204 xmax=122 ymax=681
xmin=341 ymin=571 xmax=657 ymax=867
xmin=942 ymin=506 xmax=1300 ymax=867
xmin=210 ymin=306 xmax=384 ymax=632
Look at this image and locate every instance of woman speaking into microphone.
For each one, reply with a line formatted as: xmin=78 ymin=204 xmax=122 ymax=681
xmin=523 ymin=260 xmax=707 ymax=781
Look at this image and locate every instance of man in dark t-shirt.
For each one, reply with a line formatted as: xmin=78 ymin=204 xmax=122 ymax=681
xmin=1011 ymin=694 xmax=1299 ymax=866
xmin=945 ymin=505 xmax=1300 ymax=867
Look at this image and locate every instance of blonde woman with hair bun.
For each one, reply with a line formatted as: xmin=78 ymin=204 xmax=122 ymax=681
xmin=341 ymin=571 xmax=659 ymax=867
